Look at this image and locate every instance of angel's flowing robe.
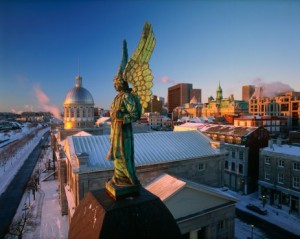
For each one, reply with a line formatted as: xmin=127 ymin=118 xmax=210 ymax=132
xmin=107 ymin=91 xmax=142 ymax=186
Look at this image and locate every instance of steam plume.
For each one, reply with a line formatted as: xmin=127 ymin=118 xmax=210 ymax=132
xmin=251 ymin=78 xmax=294 ymax=98
xmin=34 ymin=85 xmax=61 ymax=119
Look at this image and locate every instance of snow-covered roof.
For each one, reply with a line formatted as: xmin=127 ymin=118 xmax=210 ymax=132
xmin=146 ymin=173 xmax=238 ymax=203
xmin=73 ymin=131 xmax=92 ymax=137
xmin=175 ymin=122 xmax=258 ymax=137
xmin=146 ymin=174 xmax=238 ymax=222
xmin=261 ymin=144 xmax=300 ymax=158
xmin=65 ymin=130 xmax=220 ymax=173
xmin=96 ymin=117 xmax=111 ymax=125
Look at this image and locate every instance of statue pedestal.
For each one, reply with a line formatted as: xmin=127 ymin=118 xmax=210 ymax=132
xmin=105 ymin=180 xmax=140 ymax=200
xmin=68 ymin=187 xmax=181 ymax=239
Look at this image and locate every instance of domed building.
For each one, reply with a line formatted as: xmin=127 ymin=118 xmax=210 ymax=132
xmin=53 ymin=74 xmax=101 ymax=216
xmin=63 ymin=75 xmax=95 ymax=129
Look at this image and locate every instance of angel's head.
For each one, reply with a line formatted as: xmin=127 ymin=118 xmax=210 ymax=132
xmin=113 ymin=76 xmax=129 ymax=92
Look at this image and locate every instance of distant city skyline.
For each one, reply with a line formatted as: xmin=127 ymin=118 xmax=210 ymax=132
xmin=1 ymin=1 xmax=300 ymax=118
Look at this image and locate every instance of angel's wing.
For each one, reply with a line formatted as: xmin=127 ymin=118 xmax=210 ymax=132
xmin=123 ymin=22 xmax=156 ymax=110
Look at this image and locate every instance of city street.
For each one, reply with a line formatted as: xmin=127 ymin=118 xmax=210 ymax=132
xmin=0 ymin=131 xmax=49 ymax=238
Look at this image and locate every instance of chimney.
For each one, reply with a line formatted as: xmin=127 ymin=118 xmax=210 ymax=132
xmin=276 ymin=138 xmax=282 ymax=147
xmin=268 ymin=139 xmax=273 ymax=149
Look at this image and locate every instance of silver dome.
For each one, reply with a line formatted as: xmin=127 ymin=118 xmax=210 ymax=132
xmin=64 ymin=86 xmax=94 ymax=105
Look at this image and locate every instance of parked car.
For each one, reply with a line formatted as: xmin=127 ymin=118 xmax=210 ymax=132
xmin=246 ymin=204 xmax=268 ymax=215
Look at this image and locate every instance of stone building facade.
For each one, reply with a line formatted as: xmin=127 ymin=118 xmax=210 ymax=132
xmin=175 ymin=123 xmax=270 ymax=194
xmin=172 ymin=96 xmax=203 ymax=122
xmin=146 ymin=174 xmax=238 ymax=239
xmin=258 ymin=141 xmax=300 ymax=214
xmin=202 ymin=82 xmax=248 ymax=118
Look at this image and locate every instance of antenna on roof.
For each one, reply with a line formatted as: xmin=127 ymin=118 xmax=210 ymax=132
xmin=78 ymin=57 xmax=80 ymax=76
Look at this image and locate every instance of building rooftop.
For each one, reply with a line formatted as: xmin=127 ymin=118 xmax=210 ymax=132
xmin=261 ymin=144 xmax=300 ymax=157
xmin=146 ymin=173 xmax=238 ymax=223
xmin=64 ymin=130 xmax=221 ymax=173
xmin=175 ymin=123 xmax=258 ymax=137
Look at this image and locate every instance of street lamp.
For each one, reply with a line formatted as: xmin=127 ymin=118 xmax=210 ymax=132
xmin=251 ymin=224 xmax=254 ymax=239
xmin=27 ymin=191 xmax=31 ymax=206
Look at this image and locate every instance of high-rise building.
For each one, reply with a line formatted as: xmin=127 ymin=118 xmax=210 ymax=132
xmin=242 ymin=85 xmax=255 ymax=102
xmin=168 ymin=83 xmax=201 ymax=113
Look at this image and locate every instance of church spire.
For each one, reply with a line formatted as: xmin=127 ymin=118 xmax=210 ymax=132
xmin=216 ymin=81 xmax=223 ymax=100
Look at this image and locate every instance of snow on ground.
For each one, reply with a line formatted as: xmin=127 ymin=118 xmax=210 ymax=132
xmin=4 ymin=136 xmax=68 ymax=239
xmin=225 ymin=189 xmax=300 ymax=237
xmin=0 ymin=125 xmax=49 ymax=195
xmin=235 ymin=218 xmax=270 ymax=239
xmin=23 ymin=180 xmax=68 ymax=239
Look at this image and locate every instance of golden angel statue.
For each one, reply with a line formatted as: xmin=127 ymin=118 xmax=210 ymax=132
xmin=106 ymin=22 xmax=155 ymax=198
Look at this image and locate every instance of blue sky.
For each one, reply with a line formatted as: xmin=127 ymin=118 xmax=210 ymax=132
xmin=1 ymin=1 xmax=300 ymax=116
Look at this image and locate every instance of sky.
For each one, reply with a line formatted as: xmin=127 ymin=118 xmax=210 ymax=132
xmin=1 ymin=0 xmax=300 ymax=117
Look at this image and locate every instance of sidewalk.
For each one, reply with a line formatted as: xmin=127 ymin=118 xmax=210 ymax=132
xmin=5 ymin=177 xmax=68 ymax=239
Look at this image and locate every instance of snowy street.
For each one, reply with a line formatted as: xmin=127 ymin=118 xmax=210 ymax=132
xmin=2 ymin=126 xmax=68 ymax=239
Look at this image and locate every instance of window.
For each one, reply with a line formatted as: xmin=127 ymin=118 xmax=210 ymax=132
xmin=70 ymin=108 xmax=74 ymax=117
xmin=278 ymin=173 xmax=284 ymax=184
xmin=265 ymin=157 xmax=271 ymax=165
xmin=231 ymin=150 xmax=236 ymax=159
xmin=239 ymin=151 xmax=244 ymax=160
xmin=265 ymin=171 xmax=270 ymax=180
xmin=293 ymin=177 xmax=300 ymax=189
xmin=225 ymin=161 xmax=228 ymax=169
xmin=278 ymin=160 xmax=285 ymax=167
xmin=231 ymin=162 xmax=235 ymax=172
xmin=198 ymin=163 xmax=206 ymax=171
xmin=217 ymin=220 xmax=224 ymax=230
xmin=294 ymin=162 xmax=300 ymax=171
xmin=239 ymin=164 xmax=243 ymax=174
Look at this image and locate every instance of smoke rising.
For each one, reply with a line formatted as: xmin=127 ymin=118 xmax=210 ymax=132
xmin=34 ymin=85 xmax=61 ymax=119
xmin=251 ymin=78 xmax=294 ymax=98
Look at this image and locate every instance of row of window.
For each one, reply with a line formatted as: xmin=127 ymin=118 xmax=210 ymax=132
xmin=230 ymin=150 xmax=244 ymax=160
xmin=264 ymin=172 xmax=300 ymax=188
xmin=225 ymin=161 xmax=243 ymax=174
xmin=65 ymin=107 xmax=93 ymax=118
xmin=265 ymin=157 xmax=300 ymax=170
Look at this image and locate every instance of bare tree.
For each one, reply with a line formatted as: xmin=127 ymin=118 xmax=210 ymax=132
xmin=7 ymin=205 xmax=37 ymax=239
